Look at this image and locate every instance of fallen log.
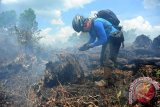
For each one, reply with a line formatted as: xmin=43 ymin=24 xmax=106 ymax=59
xmin=43 ymin=54 xmax=84 ymax=88
xmin=129 ymin=57 xmax=160 ymax=66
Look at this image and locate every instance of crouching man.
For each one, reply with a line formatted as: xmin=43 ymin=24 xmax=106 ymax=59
xmin=72 ymin=14 xmax=124 ymax=86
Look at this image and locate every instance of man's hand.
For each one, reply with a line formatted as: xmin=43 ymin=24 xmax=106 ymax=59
xmin=83 ymin=43 xmax=89 ymax=47
xmin=79 ymin=46 xmax=89 ymax=51
xmin=79 ymin=43 xmax=94 ymax=51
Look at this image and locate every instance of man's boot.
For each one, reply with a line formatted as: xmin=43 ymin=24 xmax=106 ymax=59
xmin=104 ymin=67 xmax=113 ymax=78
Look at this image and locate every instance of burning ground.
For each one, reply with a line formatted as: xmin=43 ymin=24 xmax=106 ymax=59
xmin=0 ymin=34 xmax=160 ymax=107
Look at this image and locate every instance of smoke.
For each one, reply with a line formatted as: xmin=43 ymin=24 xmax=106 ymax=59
xmin=38 ymin=26 xmax=85 ymax=49
xmin=0 ymin=27 xmax=47 ymax=107
xmin=121 ymin=16 xmax=160 ymax=41
xmin=0 ymin=29 xmax=19 ymax=62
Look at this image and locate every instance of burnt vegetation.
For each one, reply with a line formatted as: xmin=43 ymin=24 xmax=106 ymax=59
xmin=0 ymin=8 xmax=160 ymax=107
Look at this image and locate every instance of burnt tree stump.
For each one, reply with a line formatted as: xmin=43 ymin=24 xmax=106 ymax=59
xmin=43 ymin=54 xmax=84 ymax=87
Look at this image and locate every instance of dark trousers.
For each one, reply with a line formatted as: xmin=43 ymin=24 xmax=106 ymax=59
xmin=100 ymin=33 xmax=121 ymax=68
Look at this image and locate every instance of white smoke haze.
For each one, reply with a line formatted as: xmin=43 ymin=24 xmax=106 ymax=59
xmin=121 ymin=16 xmax=160 ymax=40
xmin=39 ymin=26 xmax=74 ymax=48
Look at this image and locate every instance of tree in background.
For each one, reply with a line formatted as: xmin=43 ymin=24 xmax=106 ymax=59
xmin=15 ymin=8 xmax=42 ymax=53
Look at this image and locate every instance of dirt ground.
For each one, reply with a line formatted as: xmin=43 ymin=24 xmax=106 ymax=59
xmin=0 ymin=47 xmax=160 ymax=107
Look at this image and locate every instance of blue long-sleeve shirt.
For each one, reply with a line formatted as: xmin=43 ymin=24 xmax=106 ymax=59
xmin=87 ymin=18 xmax=119 ymax=47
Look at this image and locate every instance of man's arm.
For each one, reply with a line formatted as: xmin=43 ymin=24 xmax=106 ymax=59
xmin=89 ymin=21 xmax=107 ymax=48
xmin=85 ymin=34 xmax=96 ymax=45
xmin=79 ymin=34 xmax=96 ymax=51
